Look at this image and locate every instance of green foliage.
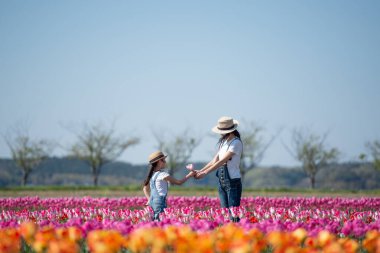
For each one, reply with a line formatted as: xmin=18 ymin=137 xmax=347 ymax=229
xmin=21 ymin=238 xmax=35 ymax=253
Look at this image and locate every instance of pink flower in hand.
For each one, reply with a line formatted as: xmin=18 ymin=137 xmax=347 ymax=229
xmin=186 ymin=164 xmax=195 ymax=171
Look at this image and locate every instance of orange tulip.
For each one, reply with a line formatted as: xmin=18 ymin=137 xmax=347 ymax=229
xmin=267 ymin=231 xmax=287 ymax=248
xmin=55 ymin=227 xmax=83 ymax=242
xmin=68 ymin=227 xmax=83 ymax=242
xmin=337 ymin=238 xmax=359 ymax=253
xmin=0 ymin=228 xmax=21 ymax=253
xmin=127 ymin=227 xmax=156 ymax=252
xmin=47 ymin=239 xmax=80 ymax=253
xmin=363 ymin=230 xmax=380 ymax=253
xmin=291 ymin=228 xmax=307 ymax=245
xmin=32 ymin=240 xmax=47 ymax=253
xmin=55 ymin=228 xmax=69 ymax=240
xmin=87 ymin=230 xmax=124 ymax=253
xmin=304 ymin=237 xmax=318 ymax=249
xmin=33 ymin=226 xmax=56 ymax=253
xmin=19 ymin=221 xmax=38 ymax=244
xmin=323 ymin=242 xmax=344 ymax=253
xmin=246 ymin=228 xmax=268 ymax=253
xmin=317 ymin=230 xmax=335 ymax=247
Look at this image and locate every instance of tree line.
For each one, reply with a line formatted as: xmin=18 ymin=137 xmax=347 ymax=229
xmin=2 ymin=121 xmax=380 ymax=189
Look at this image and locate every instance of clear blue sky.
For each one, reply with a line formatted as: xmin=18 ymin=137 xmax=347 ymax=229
xmin=1 ymin=1 xmax=379 ymax=166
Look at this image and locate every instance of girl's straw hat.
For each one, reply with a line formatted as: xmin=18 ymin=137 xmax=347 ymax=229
xmin=212 ymin=116 xmax=239 ymax=134
xmin=148 ymin=151 xmax=167 ymax=164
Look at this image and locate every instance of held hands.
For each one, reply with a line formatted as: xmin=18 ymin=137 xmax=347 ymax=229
xmin=186 ymin=164 xmax=206 ymax=179
xmin=186 ymin=164 xmax=197 ymax=179
xmin=194 ymin=170 xmax=206 ymax=179
xmin=187 ymin=170 xmax=196 ymax=178
xmin=185 ymin=164 xmax=196 ymax=178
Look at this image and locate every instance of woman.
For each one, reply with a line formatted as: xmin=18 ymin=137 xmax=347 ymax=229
xmin=143 ymin=151 xmax=195 ymax=221
xmin=194 ymin=116 xmax=243 ymax=222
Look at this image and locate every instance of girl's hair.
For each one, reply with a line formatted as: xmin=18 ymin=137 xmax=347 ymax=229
xmin=217 ymin=130 xmax=241 ymax=147
xmin=143 ymin=161 xmax=159 ymax=186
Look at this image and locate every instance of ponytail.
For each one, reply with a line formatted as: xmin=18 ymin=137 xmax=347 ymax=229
xmin=143 ymin=162 xmax=159 ymax=186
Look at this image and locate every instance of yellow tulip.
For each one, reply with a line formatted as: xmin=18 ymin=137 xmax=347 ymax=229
xmin=317 ymin=230 xmax=335 ymax=247
xmin=291 ymin=228 xmax=307 ymax=244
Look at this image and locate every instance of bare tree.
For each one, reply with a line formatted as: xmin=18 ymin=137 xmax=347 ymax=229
xmin=366 ymin=140 xmax=380 ymax=172
xmin=287 ymin=128 xmax=339 ymax=189
xmin=4 ymin=130 xmax=54 ymax=186
xmin=153 ymin=129 xmax=201 ymax=175
xmin=239 ymin=121 xmax=280 ymax=183
xmin=68 ymin=122 xmax=139 ymax=186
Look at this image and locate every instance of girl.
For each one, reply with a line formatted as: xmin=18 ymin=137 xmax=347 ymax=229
xmin=143 ymin=151 xmax=195 ymax=220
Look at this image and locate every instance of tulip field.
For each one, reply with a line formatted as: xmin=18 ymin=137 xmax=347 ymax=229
xmin=1 ymin=196 xmax=380 ymax=253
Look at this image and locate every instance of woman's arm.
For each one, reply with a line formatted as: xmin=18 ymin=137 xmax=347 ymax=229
xmin=196 ymin=151 xmax=234 ymax=178
xmin=193 ymin=153 xmax=219 ymax=179
xmin=198 ymin=153 xmax=219 ymax=173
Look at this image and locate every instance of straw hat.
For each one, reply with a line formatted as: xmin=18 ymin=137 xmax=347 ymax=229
xmin=212 ymin=116 xmax=239 ymax=134
xmin=148 ymin=151 xmax=167 ymax=164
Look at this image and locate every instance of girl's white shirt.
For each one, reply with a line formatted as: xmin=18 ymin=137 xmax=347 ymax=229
xmin=218 ymin=138 xmax=243 ymax=179
xmin=153 ymin=169 xmax=170 ymax=196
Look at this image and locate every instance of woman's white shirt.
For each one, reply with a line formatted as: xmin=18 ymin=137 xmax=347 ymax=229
xmin=218 ymin=138 xmax=243 ymax=179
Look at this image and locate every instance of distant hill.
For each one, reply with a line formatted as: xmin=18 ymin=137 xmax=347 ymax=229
xmin=0 ymin=157 xmax=210 ymax=187
xmin=0 ymin=157 xmax=379 ymax=190
xmin=244 ymin=162 xmax=380 ymax=190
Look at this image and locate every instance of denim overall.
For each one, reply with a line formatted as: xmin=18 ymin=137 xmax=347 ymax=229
xmin=149 ymin=171 xmax=167 ymax=221
xmin=216 ymin=137 xmax=242 ymax=222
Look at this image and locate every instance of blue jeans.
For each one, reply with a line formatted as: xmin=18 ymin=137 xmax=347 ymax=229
xmin=150 ymin=195 xmax=167 ymax=221
xmin=217 ymin=165 xmax=242 ymax=222
xmin=218 ymin=178 xmax=242 ymax=208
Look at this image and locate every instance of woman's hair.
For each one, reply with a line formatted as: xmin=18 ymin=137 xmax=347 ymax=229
xmin=231 ymin=129 xmax=241 ymax=139
xmin=217 ymin=130 xmax=241 ymax=147
xmin=143 ymin=161 xmax=159 ymax=186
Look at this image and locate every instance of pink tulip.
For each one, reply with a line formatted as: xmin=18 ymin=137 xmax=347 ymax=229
xmin=1 ymin=196 xmax=379 ymax=239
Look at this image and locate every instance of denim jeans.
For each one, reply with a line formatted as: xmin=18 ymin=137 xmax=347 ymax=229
xmin=150 ymin=195 xmax=167 ymax=221
xmin=216 ymin=165 xmax=242 ymax=222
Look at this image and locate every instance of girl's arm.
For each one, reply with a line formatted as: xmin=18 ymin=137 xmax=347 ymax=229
xmin=142 ymin=185 xmax=150 ymax=205
xmin=164 ymin=171 xmax=195 ymax=185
